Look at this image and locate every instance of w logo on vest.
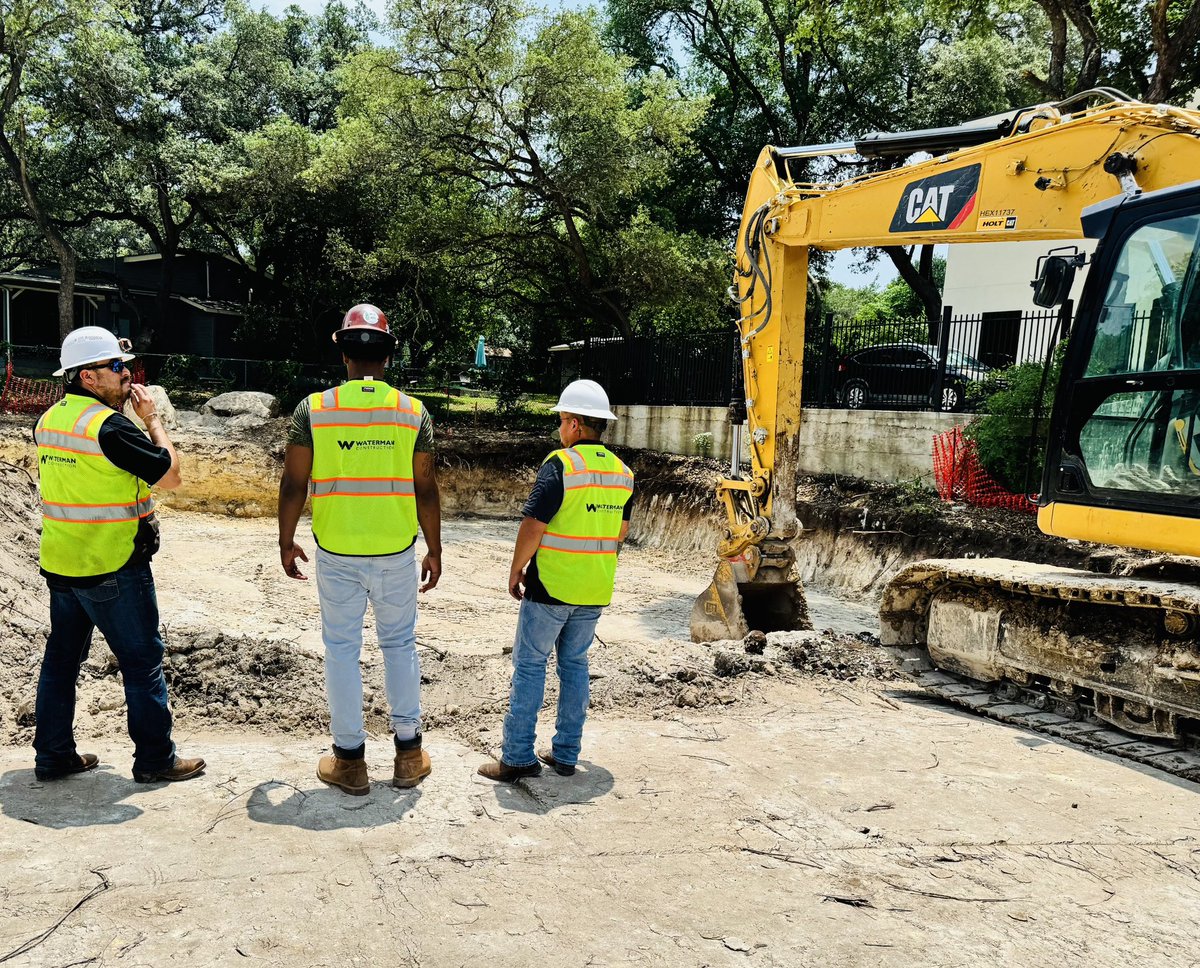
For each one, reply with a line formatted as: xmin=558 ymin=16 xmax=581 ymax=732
xmin=337 ymin=440 xmax=356 ymax=450
xmin=586 ymin=502 xmax=597 ymax=512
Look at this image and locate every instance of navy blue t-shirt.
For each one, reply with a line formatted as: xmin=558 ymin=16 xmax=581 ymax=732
xmin=521 ymin=441 xmax=635 ymax=605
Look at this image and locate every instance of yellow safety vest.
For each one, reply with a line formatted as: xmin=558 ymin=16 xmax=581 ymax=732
xmin=35 ymin=394 xmax=155 ymax=577
xmin=309 ymin=380 xmax=423 ymax=556
xmin=535 ymin=444 xmax=634 ymax=606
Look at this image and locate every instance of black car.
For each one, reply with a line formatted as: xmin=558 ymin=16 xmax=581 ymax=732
xmin=837 ymin=342 xmax=991 ymax=412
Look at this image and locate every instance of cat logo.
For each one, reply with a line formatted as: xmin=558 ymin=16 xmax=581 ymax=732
xmin=889 ymin=164 xmax=981 ymax=234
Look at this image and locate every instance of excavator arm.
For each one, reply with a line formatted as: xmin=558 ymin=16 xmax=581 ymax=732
xmin=691 ymin=94 xmax=1200 ymax=642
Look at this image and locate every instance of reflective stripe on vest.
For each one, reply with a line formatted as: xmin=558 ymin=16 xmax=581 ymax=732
xmin=309 ymin=381 xmax=422 ymax=556
xmin=539 ymin=532 xmax=621 ymax=554
xmin=43 ymin=496 xmax=156 ymax=523
xmin=534 ymin=444 xmax=633 ymax=606
xmin=35 ymin=394 xmax=155 ymax=577
xmin=311 ymin=478 xmax=416 ymax=497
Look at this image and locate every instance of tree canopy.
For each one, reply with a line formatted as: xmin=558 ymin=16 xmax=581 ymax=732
xmin=0 ymin=0 xmax=1195 ymax=365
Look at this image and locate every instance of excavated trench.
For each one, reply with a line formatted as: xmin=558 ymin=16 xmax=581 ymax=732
xmin=0 ymin=414 xmax=1109 ymax=753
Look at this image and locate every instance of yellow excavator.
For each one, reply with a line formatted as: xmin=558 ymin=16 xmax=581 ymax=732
xmin=691 ymin=90 xmax=1200 ymax=747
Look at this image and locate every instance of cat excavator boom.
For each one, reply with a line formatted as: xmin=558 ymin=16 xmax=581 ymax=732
xmin=692 ymin=92 xmax=1200 ymax=744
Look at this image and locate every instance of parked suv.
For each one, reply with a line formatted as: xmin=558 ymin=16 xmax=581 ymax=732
xmin=837 ymin=342 xmax=991 ymax=412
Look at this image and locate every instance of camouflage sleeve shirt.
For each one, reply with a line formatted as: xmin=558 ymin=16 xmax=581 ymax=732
xmin=287 ymin=393 xmax=435 ymax=452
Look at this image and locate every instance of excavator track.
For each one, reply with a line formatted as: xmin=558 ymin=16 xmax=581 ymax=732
xmin=880 ymin=557 xmax=1200 ymax=783
xmin=907 ymin=668 xmax=1200 ymax=783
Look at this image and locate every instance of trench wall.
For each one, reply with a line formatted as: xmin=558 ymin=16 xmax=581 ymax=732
xmin=611 ymin=405 xmax=962 ymax=484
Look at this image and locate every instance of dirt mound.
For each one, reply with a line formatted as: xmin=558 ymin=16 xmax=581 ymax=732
xmin=162 ymin=630 xmax=329 ymax=733
xmin=797 ymin=475 xmax=1105 ymax=572
xmin=0 ymin=461 xmax=48 ymax=736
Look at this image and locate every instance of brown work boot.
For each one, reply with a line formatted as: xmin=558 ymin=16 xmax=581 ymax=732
xmin=133 ymin=755 xmax=206 ymax=784
xmin=537 ymin=748 xmax=576 ymax=777
xmin=317 ymin=751 xmax=369 ymax=796
xmin=393 ymin=734 xmax=432 ymax=788
xmin=477 ymin=759 xmax=542 ymax=783
xmin=35 ymin=752 xmax=100 ymax=782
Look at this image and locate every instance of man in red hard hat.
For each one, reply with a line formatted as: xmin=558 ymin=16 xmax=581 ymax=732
xmin=278 ymin=304 xmax=442 ymax=795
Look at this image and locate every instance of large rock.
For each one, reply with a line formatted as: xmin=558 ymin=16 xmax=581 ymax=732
xmin=175 ymin=410 xmax=227 ymax=432
xmin=226 ymin=413 xmax=269 ymax=432
xmin=202 ymin=391 xmax=279 ymax=419
xmin=123 ymin=385 xmax=178 ymax=430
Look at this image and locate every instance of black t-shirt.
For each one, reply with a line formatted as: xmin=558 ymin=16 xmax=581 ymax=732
xmin=36 ymin=394 xmax=171 ymax=587
xmin=521 ymin=441 xmax=635 ymax=605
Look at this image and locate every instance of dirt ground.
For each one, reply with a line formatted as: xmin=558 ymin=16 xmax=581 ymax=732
xmin=0 ymin=511 xmax=1198 ymax=966
xmin=2 ymin=415 xmax=1200 ymax=966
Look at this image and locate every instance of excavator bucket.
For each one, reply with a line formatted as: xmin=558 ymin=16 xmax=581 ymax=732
xmin=689 ymin=542 xmax=810 ymax=642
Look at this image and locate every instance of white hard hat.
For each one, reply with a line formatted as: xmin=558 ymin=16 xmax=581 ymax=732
xmin=54 ymin=326 xmax=135 ymax=377
xmin=552 ymin=379 xmax=617 ymax=421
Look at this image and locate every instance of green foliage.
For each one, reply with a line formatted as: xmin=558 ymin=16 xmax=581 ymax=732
xmin=893 ymin=475 xmax=939 ymax=519
xmin=833 ymin=317 xmax=930 ymax=355
xmin=853 ymin=261 xmax=945 ymax=323
xmin=326 ymin=0 xmax=711 ymax=348
xmin=256 ymin=359 xmax=306 ymax=412
xmin=157 ymin=353 xmax=235 ymax=407
xmin=965 ymin=342 xmax=1066 ymax=493
xmin=493 ymin=362 xmax=529 ymax=418
xmin=692 ymin=431 xmax=713 ymax=458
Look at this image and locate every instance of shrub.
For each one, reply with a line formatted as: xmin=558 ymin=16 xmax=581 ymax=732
xmin=964 ymin=343 xmax=1065 ymax=493
xmin=257 ymin=359 xmax=306 ymax=412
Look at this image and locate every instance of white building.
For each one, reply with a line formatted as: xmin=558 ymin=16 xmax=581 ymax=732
xmin=941 ymin=238 xmax=1096 ymax=367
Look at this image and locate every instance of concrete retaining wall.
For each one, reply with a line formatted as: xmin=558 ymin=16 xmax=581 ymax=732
xmin=610 ymin=404 xmax=963 ymax=484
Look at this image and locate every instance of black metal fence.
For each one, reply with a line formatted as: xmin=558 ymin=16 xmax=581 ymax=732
xmin=571 ymin=331 xmax=739 ymax=407
xmin=803 ymin=305 xmax=1072 ymax=412
xmin=563 ymin=306 xmax=1069 ymax=413
xmin=3 ymin=343 xmax=345 ymax=391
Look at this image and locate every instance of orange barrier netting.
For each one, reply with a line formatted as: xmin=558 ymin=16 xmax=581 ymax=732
xmin=932 ymin=426 xmax=1037 ymax=515
xmin=1 ymin=358 xmax=146 ymax=416
xmin=1 ymin=359 xmax=63 ymax=414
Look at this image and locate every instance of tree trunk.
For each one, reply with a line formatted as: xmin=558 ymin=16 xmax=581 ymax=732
xmin=0 ymin=131 xmax=80 ymax=340
xmin=1146 ymin=0 xmax=1200 ymax=103
xmin=57 ymin=251 xmax=76 ymax=339
xmin=156 ymin=248 xmax=176 ymax=350
xmin=882 ymin=245 xmax=941 ymax=340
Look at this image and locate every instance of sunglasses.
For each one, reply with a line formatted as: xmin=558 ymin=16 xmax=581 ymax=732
xmin=85 ymin=359 xmax=128 ymax=374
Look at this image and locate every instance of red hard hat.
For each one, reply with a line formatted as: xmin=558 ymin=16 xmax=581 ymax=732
xmin=333 ymin=304 xmax=397 ymax=346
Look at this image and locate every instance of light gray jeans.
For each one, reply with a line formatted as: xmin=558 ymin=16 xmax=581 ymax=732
xmin=315 ymin=544 xmax=421 ymax=749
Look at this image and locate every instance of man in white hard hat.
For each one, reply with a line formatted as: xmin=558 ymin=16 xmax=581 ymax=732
xmin=32 ymin=327 xmax=205 ymax=784
xmin=479 ymin=379 xmax=635 ymax=782
xmin=278 ymin=304 xmax=442 ymax=795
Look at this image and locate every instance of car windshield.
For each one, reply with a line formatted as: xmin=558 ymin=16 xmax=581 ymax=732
xmin=944 ymin=350 xmax=986 ymax=369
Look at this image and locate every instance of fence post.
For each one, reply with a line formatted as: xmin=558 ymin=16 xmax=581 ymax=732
xmin=932 ymin=305 xmax=953 ymax=412
xmin=817 ymin=311 xmax=833 ymax=405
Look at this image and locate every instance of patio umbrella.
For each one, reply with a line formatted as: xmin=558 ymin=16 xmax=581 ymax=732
xmin=474 ymin=336 xmax=487 ymax=368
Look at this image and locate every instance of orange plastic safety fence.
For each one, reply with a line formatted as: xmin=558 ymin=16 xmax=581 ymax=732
xmin=1 ymin=359 xmax=64 ymax=415
xmin=932 ymin=426 xmax=1037 ymax=515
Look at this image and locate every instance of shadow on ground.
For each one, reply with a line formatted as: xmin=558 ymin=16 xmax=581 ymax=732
xmin=489 ymin=759 xmax=615 ymax=814
xmin=0 ymin=767 xmax=146 ymax=828
xmin=243 ymin=779 xmax=423 ymax=831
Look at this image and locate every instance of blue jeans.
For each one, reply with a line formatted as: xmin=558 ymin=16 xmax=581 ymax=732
xmin=315 ymin=545 xmax=421 ymax=750
xmin=35 ymin=562 xmax=176 ymax=775
xmin=501 ymin=599 xmax=602 ymax=768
